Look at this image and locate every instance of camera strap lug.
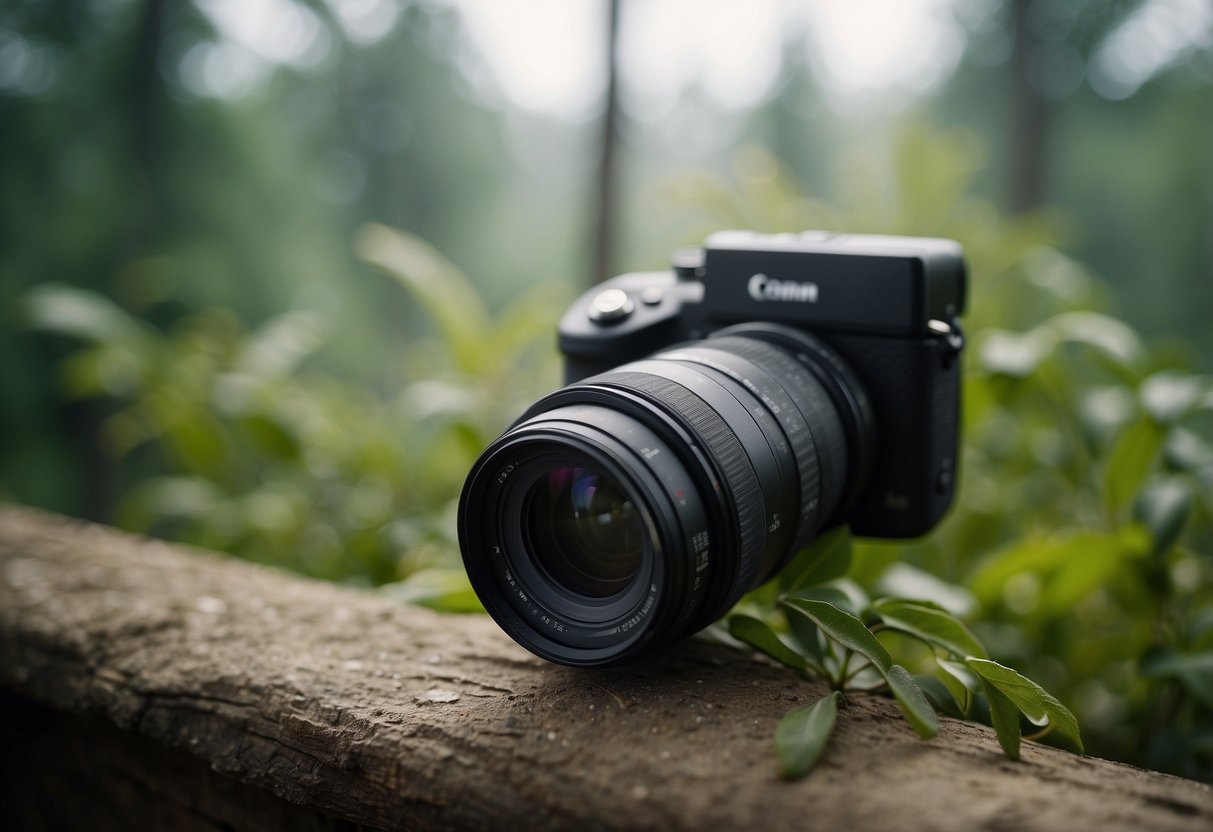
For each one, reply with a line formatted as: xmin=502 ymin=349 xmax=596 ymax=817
xmin=928 ymin=317 xmax=965 ymax=367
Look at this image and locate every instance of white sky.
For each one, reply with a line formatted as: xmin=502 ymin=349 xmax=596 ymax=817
xmin=450 ymin=0 xmax=965 ymax=118
xmin=176 ymin=0 xmax=1212 ymax=109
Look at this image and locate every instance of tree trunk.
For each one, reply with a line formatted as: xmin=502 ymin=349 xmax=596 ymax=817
xmin=1 ymin=505 xmax=1210 ymax=831
xmin=1008 ymin=0 xmax=1050 ymax=213
xmin=590 ymin=0 xmax=623 ymax=286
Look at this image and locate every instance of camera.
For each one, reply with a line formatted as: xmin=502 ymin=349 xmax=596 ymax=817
xmin=459 ymin=230 xmax=967 ymax=667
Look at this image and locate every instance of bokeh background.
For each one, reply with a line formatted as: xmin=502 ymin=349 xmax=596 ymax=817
xmin=2 ymin=0 xmax=1211 ymax=779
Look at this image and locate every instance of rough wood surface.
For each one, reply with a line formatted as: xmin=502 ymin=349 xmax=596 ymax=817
xmin=1 ymin=505 xmax=1211 ymax=831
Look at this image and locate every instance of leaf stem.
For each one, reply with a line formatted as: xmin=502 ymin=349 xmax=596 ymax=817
xmin=841 ymin=658 xmax=873 ymax=686
xmin=1023 ymin=723 xmax=1056 ymax=743
xmin=802 ymin=656 xmax=830 ymax=680
xmin=836 ymin=649 xmax=853 ymax=688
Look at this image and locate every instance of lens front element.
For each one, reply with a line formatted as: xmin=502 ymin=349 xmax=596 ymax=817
xmin=529 ymin=466 xmax=644 ymax=598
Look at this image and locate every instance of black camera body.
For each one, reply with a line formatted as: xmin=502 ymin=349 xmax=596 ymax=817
xmin=460 ymin=230 xmax=967 ymax=666
xmin=558 ymin=230 xmax=966 ymax=538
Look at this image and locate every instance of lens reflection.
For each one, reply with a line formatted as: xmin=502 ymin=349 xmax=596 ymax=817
xmin=528 ymin=466 xmax=644 ymax=598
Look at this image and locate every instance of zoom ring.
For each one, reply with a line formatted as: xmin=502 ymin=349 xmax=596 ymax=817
xmin=658 ymin=343 xmax=823 ymax=553
xmin=593 ymin=370 xmax=767 ymax=597
xmin=709 ymin=335 xmax=849 ymax=526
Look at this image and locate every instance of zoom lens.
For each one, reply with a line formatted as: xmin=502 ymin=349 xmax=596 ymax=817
xmin=459 ymin=323 xmax=875 ymax=666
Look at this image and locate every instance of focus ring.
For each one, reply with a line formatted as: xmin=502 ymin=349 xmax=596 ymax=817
xmin=591 ymin=370 xmax=767 ymax=597
xmin=660 ymin=344 xmax=822 ymax=553
xmin=708 ymin=335 xmax=849 ymax=527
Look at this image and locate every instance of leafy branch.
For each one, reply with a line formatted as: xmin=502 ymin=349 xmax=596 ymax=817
xmin=726 ymin=527 xmax=1083 ymax=779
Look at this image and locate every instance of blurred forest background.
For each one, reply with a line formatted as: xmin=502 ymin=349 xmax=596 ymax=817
xmin=2 ymin=0 xmax=1211 ymax=779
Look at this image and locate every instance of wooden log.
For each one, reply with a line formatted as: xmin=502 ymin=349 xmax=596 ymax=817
xmin=1 ymin=505 xmax=1211 ymax=831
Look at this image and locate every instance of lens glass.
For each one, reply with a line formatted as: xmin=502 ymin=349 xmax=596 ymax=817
xmin=527 ymin=466 xmax=645 ymax=598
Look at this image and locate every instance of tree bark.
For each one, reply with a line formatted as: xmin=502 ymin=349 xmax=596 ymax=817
xmin=1 ymin=505 xmax=1211 ymax=831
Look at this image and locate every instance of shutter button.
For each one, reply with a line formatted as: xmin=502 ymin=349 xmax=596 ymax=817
xmin=589 ymin=288 xmax=634 ymax=323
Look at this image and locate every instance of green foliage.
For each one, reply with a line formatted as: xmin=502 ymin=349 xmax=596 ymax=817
xmin=22 ymin=228 xmax=565 ymax=587
xmin=888 ymin=664 xmax=941 ymax=740
xmin=783 ymin=597 xmax=894 ymax=676
xmin=729 ymin=615 xmax=808 ymax=673
xmin=775 ymin=691 xmax=841 ymax=779
xmin=870 ymin=599 xmax=988 ymax=661
xmin=380 ymin=567 xmax=486 ymax=614
xmin=980 ymin=676 xmax=1024 ymax=760
xmin=1140 ymin=649 xmax=1213 ymax=711
xmin=779 ymin=524 xmax=853 ymax=590
xmin=966 ymin=659 xmax=1083 ymax=753
xmin=958 ymin=311 xmax=1212 ymax=776
xmin=732 ymin=528 xmax=1076 ymax=777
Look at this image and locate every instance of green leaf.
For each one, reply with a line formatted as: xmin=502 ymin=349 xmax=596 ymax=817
xmin=978 ymin=677 xmax=1022 ymax=760
xmin=237 ymin=310 xmax=327 ymax=379
xmin=775 ymin=692 xmax=840 ymax=779
xmin=728 ymin=615 xmax=807 ymax=673
xmin=22 ymin=283 xmax=148 ymax=347
xmin=968 ymin=533 xmax=1095 ymax=604
xmin=1165 ymin=427 xmax=1213 ymax=473
xmin=785 ymin=610 xmax=823 ymax=662
xmin=1049 ymin=311 xmax=1145 ymax=369
xmin=380 ymin=568 xmax=484 ymax=613
xmin=968 ymin=528 xmax=1150 ymax=610
xmin=356 ymin=224 xmax=492 ymax=375
xmin=1079 ymin=386 xmax=1137 ymax=445
xmin=915 ymin=674 xmax=965 ymax=720
xmin=778 ymin=525 xmax=852 ymax=592
xmin=117 ymin=475 xmax=224 ymax=530
xmin=1140 ymin=648 xmax=1213 ymax=710
xmin=780 ymin=588 xmax=865 ymax=666
xmin=937 ymin=658 xmax=982 ymax=695
xmin=873 ymin=563 xmax=976 ymax=617
xmin=1036 ymin=525 xmax=1151 ymax=615
xmin=1140 ymin=371 xmax=1209 ymax=425
xmin=966 ymin=658 xmax=1083 ymax=753
xmin=166 ymin=412 xmax=230 ymax=478
xmin=781 ymin=598 xmax=892 ymax=676
xmin=888 ymin=665 xmax=940 ymax=739
xmin=1133 ymin=477 xmax=1193 ymax=557
xmin=785 ymin=585 xmax=862 ymax=616
xmin=239 ymin=414 xmax=301 ymax=460
xmin=1104 ymin=417 xmax=1166 ymax=517
xmin=695 ymin=620 xmax=740 ymax=648
xmin=871 ymin=598 xmax=988 ymax=660
xmin=59 ymin=345 xmax=144 ymax=398
xmin=978 ymin=329 xmax=1052 ymax=378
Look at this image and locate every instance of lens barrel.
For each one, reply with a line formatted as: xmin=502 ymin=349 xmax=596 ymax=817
xmin=458 ymin=323 xmax=875 ymax=666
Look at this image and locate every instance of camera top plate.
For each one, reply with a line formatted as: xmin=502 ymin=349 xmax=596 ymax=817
xmin=697 ymin=231 xmax=966 ymax=338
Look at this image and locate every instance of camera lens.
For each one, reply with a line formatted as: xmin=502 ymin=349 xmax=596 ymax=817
xmin=527 ymin=466 xmax=644 ymax=598
xmin=459 ymin=323 xmax=874 ymax=666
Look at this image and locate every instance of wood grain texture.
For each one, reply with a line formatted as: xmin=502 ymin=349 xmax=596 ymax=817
xmin=1 ymin=504 xmax=1211 ymax=831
